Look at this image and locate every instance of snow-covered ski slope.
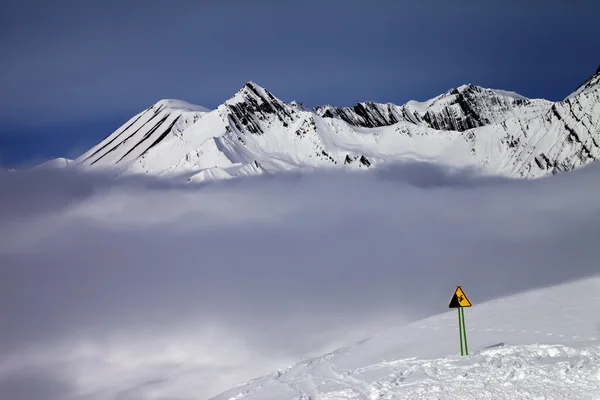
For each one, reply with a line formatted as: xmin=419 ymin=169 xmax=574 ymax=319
xmin=64 ymin=65 xmax=600 ymax=182
xmin=212 ymin=276 xmax=600 ymax=400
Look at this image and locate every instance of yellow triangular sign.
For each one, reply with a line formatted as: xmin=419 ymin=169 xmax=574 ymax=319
xmin=449 ymin=286 xmax=471 ymax=308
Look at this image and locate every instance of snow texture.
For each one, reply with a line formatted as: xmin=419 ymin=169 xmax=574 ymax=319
xmin=212 ymin=277 xmax=600 ymax=400
xmin=65 ymin=66 xmax=600 ymax=182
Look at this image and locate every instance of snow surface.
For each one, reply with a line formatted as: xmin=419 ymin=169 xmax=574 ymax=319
xmin=212 ymin=276 xmax=600 ymax=400
xmin=67 ymin=65 xmax=600 ymax=182
xmin=489 ymin=88 xmax=528 ymax=100
xmin=153 ymin=99 xmax=211 ymax=112
xmin=34 ymin=157 xmax=72 ymax=169
xmin=188 ymin=167 xmax=234 ymax=182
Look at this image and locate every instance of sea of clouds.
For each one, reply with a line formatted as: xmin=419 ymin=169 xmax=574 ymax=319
xmin=1 ymin=161 xmax=600 ymax=400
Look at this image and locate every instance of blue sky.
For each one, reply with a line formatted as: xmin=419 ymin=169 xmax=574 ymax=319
xmin=1 ymin=0 xmax=598 ymax=167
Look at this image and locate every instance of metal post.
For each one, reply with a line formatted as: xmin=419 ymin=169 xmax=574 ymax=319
xmin=461 ymin=306 xmax=468 ymax=355
xmin=458 ymin=307 xmax=464 ymax=356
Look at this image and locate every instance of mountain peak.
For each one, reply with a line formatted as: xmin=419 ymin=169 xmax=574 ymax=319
xmin=227 ymin=81 xmax=277 ymax=105
xmin=224 ymin=81 xmax=290 ymax=115
xmin=289 ymin=100 xmax=309 ymax=111
xmin=221 ymin=81 xmax=295 ymax=136
xmin=448 ymin=83 xmax=525 ymax=100
xmin=453 ymin=83 xmax=478 ymax=92
xmin=244 ymin=81 xmax=263 ymax=90
xmin=241 ymin=81 xmax=270 ymax=96
xmin=151 ymin=99 xmax=211 ymax=113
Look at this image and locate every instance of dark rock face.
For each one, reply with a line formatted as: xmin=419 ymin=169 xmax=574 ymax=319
xmin=225 ymin=83 xmax=296 ymax=135
xmin=422 ymin=85 xmax=490 ymax=131
xmin=535 ymin=95 xmax=600 ymax=173
xmin=316 ymin=84 xmax=531 ymax=133
xmin=315 ymin=102 xmax=421 ymax=128
xmin=295 ymin=118 xmax=317 ymax=138
xmin=359 ymin=155 xmax=371 ymax=167
xmin=344 ymin=154 xmax=371 ymax=167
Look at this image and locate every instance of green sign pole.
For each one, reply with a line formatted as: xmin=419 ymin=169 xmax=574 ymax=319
xmin=449 ymin=286 xmax=472 ymax=357
xmin=461 ymin=307 xmax=468 ymax=355
xmin=458 ymin=307 xmax=464 ymax=356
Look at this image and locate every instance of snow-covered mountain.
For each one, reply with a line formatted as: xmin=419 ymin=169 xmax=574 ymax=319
xmin=211 ymin=276 xmax=600 ymax=400
xmin=68 ymin=65 xmax=600 ymax=182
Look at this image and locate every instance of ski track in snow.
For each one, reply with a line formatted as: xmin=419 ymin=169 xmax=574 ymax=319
xmin=219 ymin=344 xmax=600 ymax=400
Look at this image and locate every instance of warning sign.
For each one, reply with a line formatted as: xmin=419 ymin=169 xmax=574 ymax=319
xmin=449 ymin=286 xmax=472 ymax=308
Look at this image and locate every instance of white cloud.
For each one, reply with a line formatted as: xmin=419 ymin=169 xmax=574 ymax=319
xmin=1 ymin=161 xmax=600 ymax=399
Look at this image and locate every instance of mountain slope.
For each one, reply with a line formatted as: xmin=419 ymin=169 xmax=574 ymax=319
xmin=69 ymin=66 xmax=600 ymax=181
xmin=567 ymin=65 xmax=600 ymax=99
xmin=210 ymin=276 xmax=600 ymax=400
xmin=314 ymin=84 xmax=549 ymax=132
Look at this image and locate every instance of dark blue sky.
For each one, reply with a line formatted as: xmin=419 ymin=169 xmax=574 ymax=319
xmin=1 ymin=0 xmax=598 ymax=167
